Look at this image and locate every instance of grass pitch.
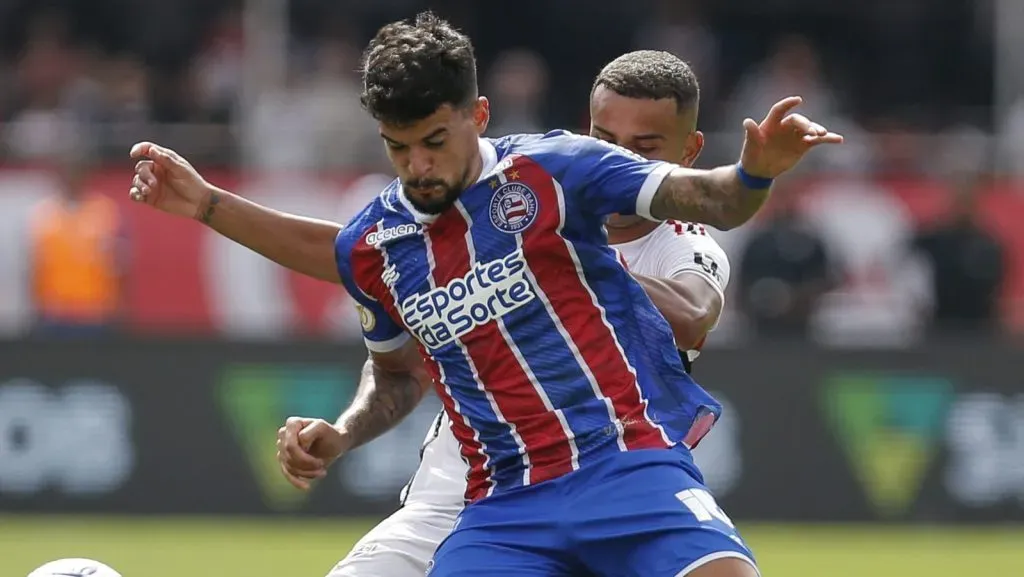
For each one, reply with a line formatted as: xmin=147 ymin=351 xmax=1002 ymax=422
xmin=1 ymin=515 xmax=1021 ymax=576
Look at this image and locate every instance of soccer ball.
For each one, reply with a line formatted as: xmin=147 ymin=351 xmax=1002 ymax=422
xmin=28 ymin=558 xmax=121 ymax=577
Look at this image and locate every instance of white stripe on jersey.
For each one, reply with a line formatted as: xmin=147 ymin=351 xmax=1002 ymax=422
xmin=454 ymin=200 xmax=583 ymax=480
xmin=450 ymin=200 xmax=535 ymax=486
xmin=420 ymin=219 xmax=496 ymax=498
xmin=550 ymin=178 xmax=671 ymax=447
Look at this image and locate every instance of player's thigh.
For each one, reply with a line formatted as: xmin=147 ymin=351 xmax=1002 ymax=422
xmin=428 ymin=524 xmax=578 ymax=577
xmin=573 ymin=452 xmax=758 ymax=577
xmin=428 ymin=490 xmax=579 ymax=577
xmin=581 ymin=523 xmax=758 ymax=577
xmin=328 ymin=504 xmax=460 ymax=577
xmin=686 ymin=557 xmax=760 ymax=577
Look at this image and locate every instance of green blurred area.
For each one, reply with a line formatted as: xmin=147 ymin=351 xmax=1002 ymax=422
xmin=2 ymin=516 xmax=1022 ymax=577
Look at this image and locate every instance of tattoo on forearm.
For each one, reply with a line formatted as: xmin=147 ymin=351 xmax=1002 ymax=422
xmin=198 ymin=191 xmax=221 ymax=225
xmin=650 ymin=175 xmax=727 ymax=228
xmin=339 ymin=366 xmax=422 ymax=450
xmin=649 ymin=167 xmax=770 ymax=230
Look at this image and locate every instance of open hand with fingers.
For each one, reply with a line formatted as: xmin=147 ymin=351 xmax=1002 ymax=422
xmin=128 ymin=141 xmax=213 ymax=220
xmin=739 ymin=96 xmax=844 ymax=179
xmin=276 ymin=416 xmax=353 ymax=491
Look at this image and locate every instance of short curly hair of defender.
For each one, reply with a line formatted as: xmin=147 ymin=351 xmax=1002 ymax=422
xmin=592 ymin=50 xmax=700 ymax=114
xmin=360 ymin=11 xmax=479 ymax=126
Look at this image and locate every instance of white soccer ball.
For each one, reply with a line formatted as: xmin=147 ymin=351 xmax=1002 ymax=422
xmin=28 ymin=558 xmax=121 ymax=577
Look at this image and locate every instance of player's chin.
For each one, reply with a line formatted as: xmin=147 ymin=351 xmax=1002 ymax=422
xmin=409 ymin=191 xmax=459 ymax=215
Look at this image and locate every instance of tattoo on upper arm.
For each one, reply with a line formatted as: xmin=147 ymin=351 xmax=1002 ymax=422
xmin=341 ymin=364 xmax=423 ymax=448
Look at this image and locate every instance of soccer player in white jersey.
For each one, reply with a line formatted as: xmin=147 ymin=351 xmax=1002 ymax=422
xmin=314 ymin=50 xmax=732 ymax=577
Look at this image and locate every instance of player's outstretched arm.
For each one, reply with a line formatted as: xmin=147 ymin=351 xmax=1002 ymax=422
xmin=128 ymin=142 xmax=343 ymax=283
xmin=648 ymin=96 xmax=842 ymax=230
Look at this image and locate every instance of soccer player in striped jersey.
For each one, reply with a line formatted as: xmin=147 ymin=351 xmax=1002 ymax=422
xmin=128 ymin=13 xmax=841 ymax=576
xmin=315 ymin=50 xmax=734 ymax=577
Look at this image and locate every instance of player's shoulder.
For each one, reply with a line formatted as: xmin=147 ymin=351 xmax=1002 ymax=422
xmin=489 ymin=130 xmax=574 ymax=154
xmin=651 ymin=220 xmax=717 ymax=245
xmin=335 ymin=178 xmax=403 ymax=255
xmin=489 ymin=130 xmax=645 ymax=178
xmin=652 ymin=220 xmax=731 ymax=288
xmin=492 ymin=130 xmax=639 ymax=156
xmin=650 ymin=220 xmax=730 ymax=264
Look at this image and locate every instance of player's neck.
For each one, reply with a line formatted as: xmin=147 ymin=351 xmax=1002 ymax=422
xmin=607 ymin=219 xmax=660 ymax=245
xmin=469 ymin=153 xmax=483 ymax=184
xmin=468 ymin=142 xmax=490 ymax=186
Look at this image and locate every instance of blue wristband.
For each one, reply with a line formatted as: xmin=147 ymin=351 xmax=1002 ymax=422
xmin=736 ymin=165 xmax=774 ymax=189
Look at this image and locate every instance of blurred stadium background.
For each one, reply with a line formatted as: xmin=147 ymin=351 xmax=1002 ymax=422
xmin=1 ymin=0 xmax=1023 ymax=575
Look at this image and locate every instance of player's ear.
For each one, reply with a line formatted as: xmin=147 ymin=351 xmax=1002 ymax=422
xmin=681 ymin=131 xmax=704 ymax=168
xmin=472 ymin=97 xmax=490 ymax=135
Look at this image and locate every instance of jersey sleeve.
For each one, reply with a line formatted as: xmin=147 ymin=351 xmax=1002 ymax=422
xmin=334 ymin=224 xmax=410 ymax=353
xmin=561 ymin=133 xmax=678 ymax=218
xmin=658 ymin=225 xmax=732 ymax=331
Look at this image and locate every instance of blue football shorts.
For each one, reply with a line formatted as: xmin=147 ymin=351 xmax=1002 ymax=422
xmin=428 ymin=447 xmax=758 ymax=576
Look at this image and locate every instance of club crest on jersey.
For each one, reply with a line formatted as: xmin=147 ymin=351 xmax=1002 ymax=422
xmin=489 ymin=181 xmax=538 ymax=234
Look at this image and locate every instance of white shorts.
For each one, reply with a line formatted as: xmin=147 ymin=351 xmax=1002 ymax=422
xmin=328 ymin=410 xmax=468 ymax=577
xmin=327 ymin=502 xmax=462 ymax=577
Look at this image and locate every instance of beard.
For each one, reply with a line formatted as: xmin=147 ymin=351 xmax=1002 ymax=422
xmin=403 ymin=180 xmax=463 ymax=214
xmin=402 ymin=166 xmax=473 ymax=215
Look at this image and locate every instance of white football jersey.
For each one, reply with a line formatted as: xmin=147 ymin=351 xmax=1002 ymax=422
xmin=401 ymin=220 xmax=731 ymax=508
xmin=397 ymin=409 xmax=467 ymax=508
xmin=613 ymin=220 xmax=731 ymax=357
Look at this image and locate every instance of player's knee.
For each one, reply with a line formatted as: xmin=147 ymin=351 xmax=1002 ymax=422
xmin=327 ymin=548 xmax=430 ymax=577
xmin=682 ymin=556 xmax=760 ymax=577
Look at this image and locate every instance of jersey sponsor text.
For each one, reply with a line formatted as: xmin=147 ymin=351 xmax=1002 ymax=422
xmin=400 ymin=249 xmax=536 ymax=349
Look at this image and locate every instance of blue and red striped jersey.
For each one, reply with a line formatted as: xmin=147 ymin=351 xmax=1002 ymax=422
xmin=335 ymin=130 xmax=722 ymax=502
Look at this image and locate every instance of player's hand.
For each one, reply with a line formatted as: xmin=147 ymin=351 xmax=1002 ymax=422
xmin=738 ymin=96 xmax=844 ymax=179
xmin=276 ymin=416 xmax=352 ymax=491
xmin=128 ymin=141 xmax=212 ymax=219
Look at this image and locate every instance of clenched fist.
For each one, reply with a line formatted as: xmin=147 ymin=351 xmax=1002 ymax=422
xmin=276 ymin=416 xmax=353 ymax=491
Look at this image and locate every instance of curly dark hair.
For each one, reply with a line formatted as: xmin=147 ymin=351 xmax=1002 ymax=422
xmin=360 ymin=12 xmax=479 ymax=126
xmin=592 ymin=50 xmax=699 ymax=114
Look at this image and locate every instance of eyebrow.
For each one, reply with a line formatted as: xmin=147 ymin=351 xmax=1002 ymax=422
xmin=381 ymin=127 xmax=449 ymax=147
xmin=592 ymin=125 xmax=664 ymax=141
xmin=422 ymin=128 xmax=448 ymax=141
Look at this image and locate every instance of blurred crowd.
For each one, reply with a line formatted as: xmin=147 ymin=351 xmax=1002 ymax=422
xmin=0 ymin=0 xmax=1018 ymax=345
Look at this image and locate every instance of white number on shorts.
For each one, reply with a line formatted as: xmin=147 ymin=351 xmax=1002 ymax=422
xmin=676 ymin=488 xmax=735 ymax=528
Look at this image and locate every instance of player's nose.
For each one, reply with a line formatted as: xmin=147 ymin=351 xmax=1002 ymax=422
xmin=407 ymin=148 xmax=435 ymax=179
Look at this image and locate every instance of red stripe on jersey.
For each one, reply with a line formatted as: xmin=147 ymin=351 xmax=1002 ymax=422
xmin=425 ymin=207 xmax=574 ymax=487
xmin=415 ymin=341 xmax=491 ymax=502
xmin=350 ymin=223 xmax=403 ymax=326
xmin=351 ymin=221 xmax=489 ymax=500
xmin=515 ymin=158 xmax=668 ymax=451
